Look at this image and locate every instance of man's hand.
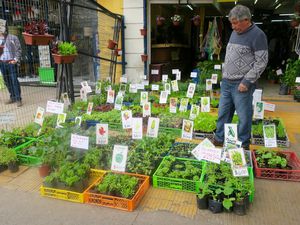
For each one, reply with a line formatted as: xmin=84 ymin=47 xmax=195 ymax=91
xmin=238 ymin=83 xmax=248 ymax=92
xmin=8 ymin=60 xmax=17 ymax=64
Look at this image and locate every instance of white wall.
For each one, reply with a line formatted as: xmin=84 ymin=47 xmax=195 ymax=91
xmin=123 ymin=0 xmax=145 ymax=83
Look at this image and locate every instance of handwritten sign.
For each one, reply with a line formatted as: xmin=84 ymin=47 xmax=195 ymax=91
xmin=0 ymin=112 xmax=16 ymax=124
xmin=70 ymin=134 xmax=89 ymax=150
xmin=46 ymin=101 xmax=64 ymax=114
xmin=263 ymin=102 xmax=275 ymax=112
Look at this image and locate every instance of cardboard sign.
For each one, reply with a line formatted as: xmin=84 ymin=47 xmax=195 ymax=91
xmin=206 ymin=79 xmax=212 ymax=91
xmin=201 ymin=97 xmax=210 ymax=112
xmin=181 ymin=119 xmax=193 ymax=140
xmin=214 ymin=64 xmax=221 ymax=70
xmin=96 ymin=123 xmax=108 ymax=145
xmin=164 ymin=83 xmax=171 ymax=94
xmin=143 ymin=102 xmax=151 ymax=117
xmin=211 ymin=74 xmax=218 ymax=84
xmin=129 ymin=84 xmax=137 ymax=93
xmin=132 ymin=118 xmax=143 ymax=139
xmin=159 ymin=91 xmax=168 ymax=104
xmin=147 ymin=117 xmax=160 ymax=138
xmin=169 ymin=97 xmax=178 ymax=113
xmin=86 ymin=102 xmax=93 ymax=115
xmin=151 ymin=84 xmax=159 ymax=91
xmin=75 ymin=116 xmax=82 ymax=127
xmin=162 ymin=74 xmax=168 ymax=82
xmin=179 ymin=98 xmax=189 ymax=112
xmin=190 ymin=72 xmax=197 ymax=78
xmin=111 ymin=145 xmax=128 ymax=172
xmin=0 ymin=112 xmax=15 ymax=125
xmin=80 ymin=88 xmax=87 ymax=102
xmin=95 ymin=81 xmax=101 ymax=94
xmin=263 ymin=124 xmax=277 ymax=148
xmin=263 ymin=102 xmax=275 ymax=112
xmin=46 ymin=101 xmax=64 ymax=114
xmin=70 ymin=134 xmax=89 ymax=150
xmin=140 ymin=91 xmax=148 ymax=106
xmin=186 ymin=83 xmax=196 ymax=98
xmin=34 ymin=107 xmax=44 ymax=126
xmin=190 ymin=104 xmax=200 ymax=120
xmin=151 ymin=69 xmax=159 ymax=75
xmin=56 ymin=113 xmax=66 ymax=127
xmin=253 ymin=101 xmax=264 ymax=119
xmin=171 ymin=80 xmax=179 ymax=92
xmin=224 ymin=123 xmax=238 ymax=147
xmin=114 ymin=94 xmax=123 ymax=110
xmin=121 ymin=110 xmax=133 ymax=129
xmin=107 ymin=90 xmax=115 ymax=103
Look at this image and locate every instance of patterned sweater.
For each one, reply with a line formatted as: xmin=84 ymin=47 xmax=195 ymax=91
xmin=222 ymin=23 xmax=268 ymax=87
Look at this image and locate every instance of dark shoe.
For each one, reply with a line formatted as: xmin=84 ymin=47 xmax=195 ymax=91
xmin=5 ymin=99 xmax=15 ymax=104
xmin=16 ymin=101 xmax=23 ymax=107
xmin=213 ymin=138 xmax=223 ymax=147
xmin=242 ymin=144 xmax=250 ymax=150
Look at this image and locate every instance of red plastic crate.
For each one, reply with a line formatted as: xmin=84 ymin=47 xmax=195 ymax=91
xmin=252 ymin=150 xmax=300 ymax=181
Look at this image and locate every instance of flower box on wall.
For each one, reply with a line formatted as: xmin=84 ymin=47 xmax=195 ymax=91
xmin=107 ymin=40 xmax=117 ymax=49
xmin=22 ymin=33 xmax=54 ymax=46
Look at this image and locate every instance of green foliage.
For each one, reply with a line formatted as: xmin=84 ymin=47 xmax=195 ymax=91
xmin=255 ymin=148 xmax=288 ymax=169
xmin=0 ymin=146 xmax=18 ymax=165
xmin=194 ymin=112 xmax=217 ymax=132
xmin=252 ymin=120 xmax=263 ymax=136
xmin=58 ymin=42 xmax=77 ymax=55
xmin=281 ymin=59 xmax=300 ymax=87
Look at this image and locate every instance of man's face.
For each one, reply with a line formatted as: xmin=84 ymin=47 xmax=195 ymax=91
xmin=230 ymin=18 xmax=251 ymax=34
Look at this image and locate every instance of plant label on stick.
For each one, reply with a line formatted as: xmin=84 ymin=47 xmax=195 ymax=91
xmin=129 ymin=84 xmax=137 ymax=93
xmin=201 ymin=97 xmax=210 ymax=112
xmin=179 ymin=98 xmax=189 ymax=112
xmin=263 ymin=124 xmax=277 ymax=148
xmin=176 ymin=71 xmax=181 ymax=81
xmin=191 ymin=138 xmax=215 ymax=160
xmin=75 ymin=116 xmax=82 ymax=127
xmin=81 ymin=81 xmax=92 ymax=93
xmin=86 ymin=102 xmax=93 ymax=115
xmin=140 ymin=91 xmax=148 ymax=106
xmin=56 ymin=113 xmax=66 ymax=128
xmin=95 ymin=81 xmax=101 ymax=94
xmin=114 ymin=94 xmax=123 ymax=110
xmin=296 ymin=77 xmax=300 ymax=83
xmin=172 ymin=69 xmax=179 ymax=74
xmin=252 ymin=89 xmax=262 ymax=105
xmin=214 ymin=64 xmax=221 ymax=70
xmin=171 ymin=80 xmax=179 ymax=92
xmin=190 ymin=72 xmax=197 ymax=78
xmin=169 ymin=97 xmax=178 ymax=113
xmin=70 ymin=134 xmax=89 ymax=150
xmin=198 ymin=147 xmax=222 ymax=164
xmin=80 ymin=88 xmax=87 ymax=102
xmin=107 ymin=90 xmax=115 ymax=103
xmin=164 ymin=83 xmax=171 ymax=94
xmin=151 ymin=84 xmax=159 ymax=91
xmin=96 ymin=123 xmax=108 ymax=145
xmin=62 ymin=92 xmax=70 ymax=106
xmin=253 ymin=101 xmax=264 ymax=119
xmin=121 ymin=110 xmax=133 ymax=129
xmin=147 ymin=117 xmax=160 ymax=138
xmin=151 ymin=69 xmax=159 ymax=75
xmin=162 ymin=74 xmax=168 ymax=82
xmin=186 ymin=83 xmax=196 ymax=98
xmin=181 ymin=119 xmax=193 ymax=140
xmin=224 ymin=124 xmax=238 ymax=147
xmin=111 ymin=145 xmax=128 ymax=172
xmin=34 ymin=107 xmax=44 ymax=126
xmin=211 ymin=74 xmax=218 ymax=84
xmin=132 ymin=118 xmax=143 ymax=139
xmin=206 ymin=79 xmax=212 ymax=91
xmin=228 ymin=148 xmax=247 ymax=167
xmin=159 ymin=91 xmax=168 ymax=104
xmin=190 ymin=104 xmax=199 ymax=120
xmin=143 ymin=102 xmax=151 ymax=117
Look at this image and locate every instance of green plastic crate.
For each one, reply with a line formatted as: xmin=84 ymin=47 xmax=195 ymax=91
xmin=39 ymin=67 xmax=55 ymax=84
xmin=152 ymin=156 xmax=204 ymax=193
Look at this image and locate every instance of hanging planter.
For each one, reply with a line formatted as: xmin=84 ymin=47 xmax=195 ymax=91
xmin=52 ymin=54 xmax=77 ymax=64
xmin=140 ymin=28 xmax=147 ymax=36
xmin=22 ymin=20 xmax=54 ymax=45
xmin=156 ymin=16 xmax=165 ymax=26
xmin=141 ymin=54 xmax=148 ymax=62
xmin=107 ymin=39 xmax=117 ymax=49
xmin=192 ymin=15 xmax=201 ymax=26
xmin=52 ymin=41 xmax=77 ymax=64
xmin=114 ymin=48 xmax=122 ymax=56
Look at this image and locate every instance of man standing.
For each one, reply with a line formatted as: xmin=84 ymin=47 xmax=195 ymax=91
xmin=0 ymin=19 xmax=22 ymax=107
xmin=214 ymin=5 xmax=268 ymax=149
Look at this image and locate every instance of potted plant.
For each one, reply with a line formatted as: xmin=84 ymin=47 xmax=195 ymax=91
xmin=0 ymin=147 xmax=19 ymax=173
xmin=156 ymin=16 xmax=165 ymax=26
xmin=171 ymin=14 xmax=183 ymax=26
xmin=22 ymin=20 xmax=54 ymax=45
xmin=107 ymin=39 xmax=117 ymax=49
xmin=191 ymin=15 xmax=201 ymax=26
xmin=52 ymin=41 xmax=77 ymax=64
xmin=196 ymin=183 xmax=212 ymax=209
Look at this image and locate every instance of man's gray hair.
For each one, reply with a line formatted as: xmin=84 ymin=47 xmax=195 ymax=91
xmin=228 ymin=5 xmax=252 ymax=21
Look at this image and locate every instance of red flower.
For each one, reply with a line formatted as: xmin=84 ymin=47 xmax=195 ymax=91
xmin=99 ymin=127 xmax=106 ymax=135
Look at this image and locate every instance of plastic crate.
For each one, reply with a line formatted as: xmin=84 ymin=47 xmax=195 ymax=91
xmin=252 ymin=150 xmax=300 ymax=181
xmin=38 ymin=67 xmax=55 ymax=84
xmin=40 ymin=169 xmax=106 ymax=203
xmin=251 ymin=134 xmax=290 ymax=148
xmin=193 ymin=131 xmax=214 ymax=140
xmin=152 ymin=156 xmax=203 ymax=193
xmin=83 ymin=172 xmax=150 ymax=211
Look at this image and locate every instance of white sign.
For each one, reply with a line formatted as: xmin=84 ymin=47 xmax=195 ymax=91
xmin=162 ymin=74 xmax=168 ymax=82
xmin=224 ymin=123 xmax=238 ymax=147
xmin=140 ymin=91 xmax=148 ymax=105
xmin=62 ymin=93 xmax=70 ymax=106
xmin=169 ymin=97 xmax=178 ymax=113
xmin=111 ymin=145 xmax=128 ymax=172
xmin=147 ymin=117 xmax=160 ymax=138
xmin=151 ymin=84 xmax=159 ymax=91
xmin=190 ymin=72 xmax=197 ymax=78
xmin=172 ymin=69 xmax=179 ymax=74
xmin=187 ymin=83 xmax=196 ymax=98
xmin=143 ymin=102 xmax=151 ymax=117
xmin=46 ymin=101 xmax=64 ymax=114
xmin=228 ymin=148 xmax=247 ymax=167
xmin=75 ymin=116 xmax=82 ymax=127
xmin=151 ymin=69 xmax=159 ymax=75
xmin=70 ymin=134 xmax=89 ymax=150
xmin=80 ymin=88 xmax=87 ymax=102
xmin=38 ymin=46 xmax=51 ymax=68
xmin=253 ymin=101 xmax=264 ymax=119
xmin=232 ymin=166 xmax=249 ymax=177
xmin=114 ymin=94 xmax=123 ymax=110
xmin=176 ymin=71 xmax=181 ymax=81
xmin=263 ymin=124 xmax=277 ymax=148
xmin=120 ymin=76 xmax=127 ymax=83
xmin=132 ymin=118 xmax=143 ymax=139
xmin=263 ymin=102 xmax=275 ymax=112
xmin=96 ymin=123 xmax=108 ymax=145
xmin=214 ymin=64 xmax=221 ymax=70
xmin=0 ymin=112 xmax=16 ymax=125
xmin=159 ymin=91 xmax=168 ymax=104
xmin=129 ymin=84 xmax=137 ymax=93
xmin=107 ymin=90 xmax=115 ymax=103
xmin=34 ymin=107 xmax=44 ymax=126
xmin=119 ymin=84 xmax=126 ymax=94
xmin=171 ymin=80 xmax=179 ymax=92
xmin=0 ymin=19 xmax=7 ymax=33
xmin=206 ymin=79 xmax=212 ymax=91
xmin=121 ymin=110 xmax=133 ymax=129
xmin=179 ymin=98 xmax=189 ymax=112
xmin=56 ymin=113 xmax=66 ymax=127
xmin=136 ymin=83 xmax=145 ymax=90
xmin=296 ymin=77 xmax=300 ymax=83
xmin=182 ymin=119 xmax=194 ymax=140
xmin=164 ymin=83 xmax=171 ymax=94
xmin=95 ymin=81 xmax=101 ymax=94
xmin=198 ymin=147 xmax=222 ymax=164
xmin=86 ymin=102 xmax=93 ymax=115
xmin=143 ymin=80 xmax=149 ymax=86
xmin=252 ymin=89 xmax=262 ymax=105
xmin=201 ymin=97 xmax=210 ymax=112
xmin=190 ymin=104 xmax=200 ymax=120
xmin=191 ymin=138 xmax=215 ymax=160
xmin=276 ymin=69 xmax=283 ymax=76
xmin=211 ymin=74 xmax=218 ymax=84
xmin=81 ymin=81 xmax=92 ymax=93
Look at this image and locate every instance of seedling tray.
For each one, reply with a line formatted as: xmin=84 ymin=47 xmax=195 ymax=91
xmin=83 ymin=171 xmax=149 ymax=211
xmin=252 ymin=150 xmax=300 ymax=182
xmin=193 ymin=131 xmax=214 ymax=140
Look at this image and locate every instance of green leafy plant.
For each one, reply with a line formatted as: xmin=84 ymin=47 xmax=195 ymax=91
xmin=194 ymin=113 xmax=217 ymax=132
xmin=255 ymin=148 xmax=288 ymax=169
xmin=0 ymin=146 xmax=18 ymax=165
xmin=57 ymin=41 xmax=77 ymax=55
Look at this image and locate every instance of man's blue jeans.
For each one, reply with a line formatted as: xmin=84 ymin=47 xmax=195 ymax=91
xmin=0 ymin=62 xmax=21 ymax=101
xmin=215 ymin=79 xmax=255 ymax=146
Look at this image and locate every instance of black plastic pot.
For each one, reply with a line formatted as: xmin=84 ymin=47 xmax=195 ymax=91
xmin=208 ymin=199 xmax=223 ymax=213
xmin=196 ymin=195 xmax=208 ymax=209
xmin=8 ymin=161 xmax=19 ymax=173
xmin=233 ymin=199 xmax=247 ymax=216
xmin=279 ymin=84 xmax=289 ymax=95
xmin=0 ymin=164 xmax=7 ymax=173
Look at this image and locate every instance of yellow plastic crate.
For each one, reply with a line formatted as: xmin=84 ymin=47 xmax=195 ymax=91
xmin=40 ymin=169 xmax=106 ymax=203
